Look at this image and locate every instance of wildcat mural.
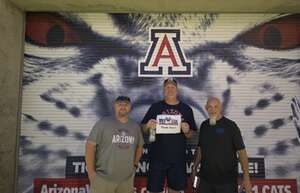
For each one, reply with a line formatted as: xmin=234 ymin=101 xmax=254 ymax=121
xmin=19 ymin=13 xmax=300 ymax=193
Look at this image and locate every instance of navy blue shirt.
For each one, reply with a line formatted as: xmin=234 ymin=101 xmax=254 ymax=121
xmin=141 ymin=100 xmax=197 ymax=162
xmin=198 ymin=116 xmax=245 ymax=183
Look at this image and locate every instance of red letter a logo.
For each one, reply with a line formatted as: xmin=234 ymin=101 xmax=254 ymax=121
xmin=152 ymin=35 xmax=179 ymax=67
xmin=139 ymin=29 xmax=192 ymax=77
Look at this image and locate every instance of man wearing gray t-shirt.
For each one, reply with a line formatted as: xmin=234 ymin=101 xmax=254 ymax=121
xmin=85 ymin=96 xmax=144 ymax=193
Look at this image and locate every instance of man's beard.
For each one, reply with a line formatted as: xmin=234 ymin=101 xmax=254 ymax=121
xmin=209 ymin=117 xmax=217 ymax=126
xmin=117 ymin=111 xmax=129 ymax=118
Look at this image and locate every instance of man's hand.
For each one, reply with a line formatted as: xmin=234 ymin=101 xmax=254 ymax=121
xmin=240 ymin=177 xmax=252 ymax=193
xmin=191 ymin=165 xmax=200 ymax=189
xmin=146 ymin=119 xmax=156 ymax=130
xmin=88 ymin=170 xmax=97 ymax=182
xmin=191 ymin=166 xmax=197 ymax=183
xmin=181 ymin=122 xmax=190 ymax=133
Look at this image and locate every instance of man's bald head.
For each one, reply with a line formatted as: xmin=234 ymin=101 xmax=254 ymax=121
xmin=206 ymin=97 xmax=223 ymax=125
xmin=206 ymin=97 xmax=222 ymax=107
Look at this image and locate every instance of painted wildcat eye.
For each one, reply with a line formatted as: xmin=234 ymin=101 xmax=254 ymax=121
xmin=240 ymin=14 xmax=300 ymax=50
xmin=26 ymin=13 xmax=81 ymax=47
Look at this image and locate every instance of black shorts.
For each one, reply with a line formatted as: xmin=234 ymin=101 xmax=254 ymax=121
xmin=198 ymin=178 xmax=238 ymax=193
xmin=147 ymin=160 xmax=186 ymax=192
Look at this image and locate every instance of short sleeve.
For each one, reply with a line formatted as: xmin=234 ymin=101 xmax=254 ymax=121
xmin=186 ymin=106 xmax=197 ymax=131
xmin=87 ymin=120 xmax=102 ymax=143
xmin=232 ymin=122 xmax=245 ymax=151
xmin=141 ymin=104 xmax=156 ymax=124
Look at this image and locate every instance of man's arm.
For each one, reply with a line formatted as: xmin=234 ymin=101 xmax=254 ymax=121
xmin=134 ymin=145 xmax=143 ymax=167
xmin=141 ymin=124 xmax=149 ymax=133
xmin=191 ymin=146 xmax=202 ymax=180
xmin=85 ymin=141 xmax=97 ymax=181
xmin=238 ymin=149 xmax=252 ymax=193
xmin=141 ymin=119 xmax=156 ymax=133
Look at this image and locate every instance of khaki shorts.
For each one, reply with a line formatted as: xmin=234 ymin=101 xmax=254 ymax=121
xmin=89 ymin=174 xmax=135 ymax=193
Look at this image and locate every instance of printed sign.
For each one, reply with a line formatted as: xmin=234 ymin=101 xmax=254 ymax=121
xmin=65 ymin=156 xmax=88 ymax=178
xmin=156 ymin=114 xmax=181 ymax=134
xmin=65 ymin=146 xmax=265 ymax=178
xmin=34 ymin=178 xmax=90 ymax=193
xmin=238 ymin=179 xmax=298 ymax=193
xmin=238 ymin=157 xmax=265 ymax=178
xmin=34 ymin=178 xmax=298 ymax=193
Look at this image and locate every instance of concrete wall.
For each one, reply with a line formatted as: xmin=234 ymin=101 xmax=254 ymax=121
xmin=0 ymin=0 xmax=24 ymax=192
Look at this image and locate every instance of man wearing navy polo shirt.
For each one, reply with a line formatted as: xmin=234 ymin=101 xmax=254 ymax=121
xmin=141 ymin=78 xmax=197 ymax=193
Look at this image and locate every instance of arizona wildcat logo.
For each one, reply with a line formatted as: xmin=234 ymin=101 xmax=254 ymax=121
xmin=139 ymin=29 xmax=193 ymax=77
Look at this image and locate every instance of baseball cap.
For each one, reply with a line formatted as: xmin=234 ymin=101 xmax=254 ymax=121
xmin=115 ymin=96 xmax=131 ymax=103
xmin=163 ymin=78 xmax=177 ymax=87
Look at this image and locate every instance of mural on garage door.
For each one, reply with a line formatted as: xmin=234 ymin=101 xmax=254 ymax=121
xmin=19 ymin=13 xmax=300 ymax=193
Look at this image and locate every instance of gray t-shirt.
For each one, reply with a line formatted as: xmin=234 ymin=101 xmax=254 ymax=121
xmin=87 ymin=116 xmax=144 ymax=182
